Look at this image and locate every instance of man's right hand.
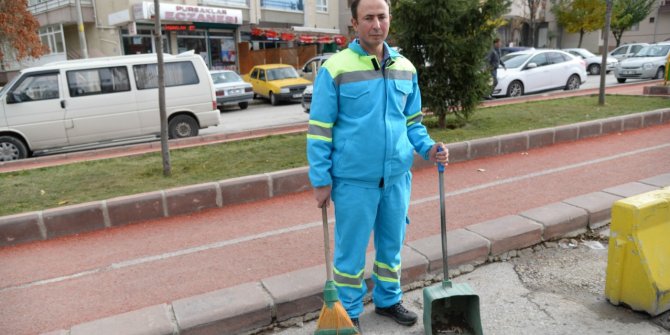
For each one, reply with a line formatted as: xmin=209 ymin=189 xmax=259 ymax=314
xmin=314 ymin=186 xmax=332 ymax=208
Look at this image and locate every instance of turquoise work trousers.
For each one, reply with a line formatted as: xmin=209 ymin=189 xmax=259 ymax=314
xmin=331 ymin=172 xmax=412 ymax=318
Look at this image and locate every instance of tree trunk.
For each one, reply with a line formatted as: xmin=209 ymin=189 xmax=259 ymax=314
xmin=599 ymin=0 xmax=613 ymax=106
xmin=578 ymin=29 xmax=584 ymax=48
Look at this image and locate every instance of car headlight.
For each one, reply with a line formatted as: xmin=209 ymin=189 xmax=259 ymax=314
xmin=643 ymin=63 xmax=653 ymax=70
xmin=280 ymin=87 xmax=290 ymax=94
xmin=304 ymin=84 xmax=313 ymax=93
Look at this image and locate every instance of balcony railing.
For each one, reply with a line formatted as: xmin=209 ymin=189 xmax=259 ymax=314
xmin=28 ymin=0 xmax=93 ymax=15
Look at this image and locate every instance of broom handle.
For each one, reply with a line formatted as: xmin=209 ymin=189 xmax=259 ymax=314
xmin=322 ymin=206 xmax=334 ymax=282
xmin=438 ymin=148 xmax=449 ymax=279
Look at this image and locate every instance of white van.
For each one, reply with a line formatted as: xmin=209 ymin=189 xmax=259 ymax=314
xmin=0 ymin=52 xmax=220 ymax=161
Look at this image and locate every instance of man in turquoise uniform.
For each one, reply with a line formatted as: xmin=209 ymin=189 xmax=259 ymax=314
xmin=306 ymin=0 xmax=448 ymax=332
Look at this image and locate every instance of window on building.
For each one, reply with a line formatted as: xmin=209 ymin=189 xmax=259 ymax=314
xmin=201 ymin=0 xmax=248 ymax=6
xmin=67 ymin=67 xmax=130 ymax=97
xmin=261 ymin=0 xmax=304 ymax=11
xmin=134 ymin=62 xmax=199 ymax=89
xmin=316 ymin=0 xmax=327 ymax=12
xmin=122 ymin=27 xmax=170 ymax=55
xmin=39 ymin=25 xmax=65 ymax=54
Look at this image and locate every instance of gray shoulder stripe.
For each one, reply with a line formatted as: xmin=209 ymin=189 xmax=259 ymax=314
xmin=335 ymin=70 xmax=383 ymax=85
xmin=387 ymin=70 xmax=414 ymax=80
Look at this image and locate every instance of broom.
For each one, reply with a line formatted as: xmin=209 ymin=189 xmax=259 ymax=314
xmin=315 ymin=206 xmax=359 ymax=335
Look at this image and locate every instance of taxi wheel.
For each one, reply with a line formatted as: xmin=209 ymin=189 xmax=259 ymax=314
xmin=270 ymin=92 xmax=278 ymax=106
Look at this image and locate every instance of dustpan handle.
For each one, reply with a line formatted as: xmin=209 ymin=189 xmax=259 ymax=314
xmin=437 ymin=148 xmax=449 ymax=279
xmin=322 ymin=206 xmax=334 ymax=282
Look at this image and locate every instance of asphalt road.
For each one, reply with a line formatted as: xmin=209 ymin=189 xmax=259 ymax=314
xmin=201 ymin=73 xmax=653 ymax=137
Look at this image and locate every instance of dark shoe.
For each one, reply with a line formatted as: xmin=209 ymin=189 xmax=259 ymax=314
xmin=375 ymin=302 xmax=418 ymax=326
xmin=351 ymin=317 xmax=362 ymax=334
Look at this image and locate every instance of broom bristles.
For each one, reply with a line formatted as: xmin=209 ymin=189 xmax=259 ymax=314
xmin=314 ymin=300 xmax=358 ymax=335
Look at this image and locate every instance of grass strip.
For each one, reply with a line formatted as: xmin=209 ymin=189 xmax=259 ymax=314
xmin=1 ymin=94 xmax=667 ymax=216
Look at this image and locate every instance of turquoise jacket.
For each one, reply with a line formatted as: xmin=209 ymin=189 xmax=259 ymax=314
xmin=307 ymin=40 xmax=435 ymax=188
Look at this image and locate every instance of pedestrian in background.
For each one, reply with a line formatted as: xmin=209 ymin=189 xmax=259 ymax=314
xmin=306 ymin=0 xmax=448 ymax=333
xmin=486 ymin=37 xmax=506 ymax=99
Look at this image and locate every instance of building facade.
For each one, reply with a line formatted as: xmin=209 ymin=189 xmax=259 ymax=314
xmin=497 ymin=0 xmax=670 ymax=55
xmin=1 ymin=0 xmax=343 ymax=84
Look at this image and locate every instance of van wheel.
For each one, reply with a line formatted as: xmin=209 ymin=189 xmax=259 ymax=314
xmin=239 ymin=102 xmax=248 ymax=110
xmin=0 ymin=135 xmax=28 ymax=161
xmin=270 ymin=92 xmax=279 ymax=106
xmin=168 ymin=115 xmax=199 ymax=139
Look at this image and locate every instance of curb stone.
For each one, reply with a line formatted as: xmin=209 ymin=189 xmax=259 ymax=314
xmin=2 ymin=109 xmax=669 ymax=248
xmin=41 ymin=173 xmax=670 ymax=335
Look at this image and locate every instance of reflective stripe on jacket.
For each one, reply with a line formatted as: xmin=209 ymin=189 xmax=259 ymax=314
xmin=307 ymin=40 xmax=434 ymax=188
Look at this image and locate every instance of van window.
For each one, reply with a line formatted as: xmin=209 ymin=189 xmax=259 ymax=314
xmin=7 ymin=72 xmax=60 ymax=103
xmin=67 ymin=67 xmax=130 ymax=97
xmin=133 ymin=61 xmax=199 ymax=89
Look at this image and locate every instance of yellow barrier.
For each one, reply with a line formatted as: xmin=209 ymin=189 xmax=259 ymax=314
xmin=605 ymin=189 xmax=670 ymax=316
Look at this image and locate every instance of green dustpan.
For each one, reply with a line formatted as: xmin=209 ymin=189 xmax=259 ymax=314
xmin=423 ymin=157 xmax=483 ymax=335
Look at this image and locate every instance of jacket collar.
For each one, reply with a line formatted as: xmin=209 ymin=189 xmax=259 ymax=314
xmin=348 ymin=39 xmax=400 ymax=60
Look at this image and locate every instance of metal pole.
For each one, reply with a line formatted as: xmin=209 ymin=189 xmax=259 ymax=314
xmin=599 ymin=0 xmax=612 ymax=106
xmin=154 ymin=0 xmax=171 ymax=176
xmin=75 ymin=0 xmax=89 ymax=58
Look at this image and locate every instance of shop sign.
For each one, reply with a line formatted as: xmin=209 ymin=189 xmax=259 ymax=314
xmin=164 ymin=24 xmax=197 ymax=31
xmin=133 ymin=1 xmax=243 ymax=25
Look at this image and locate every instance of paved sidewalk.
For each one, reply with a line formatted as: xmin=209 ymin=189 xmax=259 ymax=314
xmin=265 ymin=232 xmax=670 ymax=335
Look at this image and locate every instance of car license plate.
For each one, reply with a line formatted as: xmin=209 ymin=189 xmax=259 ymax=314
xmin=293 ymin=93 xmax=302 ymax=98
xmin=624 ymin=70 xmax=635 ymax=75
xmin=229 ymin=89 xmax=242 ymax=94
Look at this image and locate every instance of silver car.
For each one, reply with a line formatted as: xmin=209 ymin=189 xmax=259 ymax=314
xmin=563 ymin=48 xmax=618 ymax=75
xmin=613 ymin=42 xmax=670 ymax=83
xmin=210 ymin=70 xmax=254 ymax=110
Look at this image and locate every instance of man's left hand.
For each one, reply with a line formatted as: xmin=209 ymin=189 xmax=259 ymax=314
xmin=429 ymin=142 xmax=449 ymax=166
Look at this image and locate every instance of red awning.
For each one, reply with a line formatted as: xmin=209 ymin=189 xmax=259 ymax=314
xmin=299 ymin=35 xmax=317 ymax=43
xmin=317 ymin=36 xmax=333 ymax=44
xmin=333 ymin=35 xmax=347 ymax=46
xmin=280 ymin=32 xmax=295 ymax=41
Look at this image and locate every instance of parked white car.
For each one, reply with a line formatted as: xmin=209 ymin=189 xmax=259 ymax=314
xmin=613 ymin=42 xmax=670 ymax=83
xmin=563 ymin=48 xmax=618 ymax=75
xmin=493 ymin=49 xmax=587 ymax=98
xmin=210 ymin=70 xmax=253 ymax=110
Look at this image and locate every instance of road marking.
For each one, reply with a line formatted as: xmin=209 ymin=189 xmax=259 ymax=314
xmin=2 ymin=142 xmax=668 ymax=293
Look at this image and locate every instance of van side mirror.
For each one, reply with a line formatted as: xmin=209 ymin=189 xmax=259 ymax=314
xmin=6 ymin=92 xmax=20 ymax=104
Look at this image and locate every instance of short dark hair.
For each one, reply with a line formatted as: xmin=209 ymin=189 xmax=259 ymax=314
xmin=493 ymin=37 xmax=500 ymax=44
xmin=350 ymin=0 xmax=391 ymax=20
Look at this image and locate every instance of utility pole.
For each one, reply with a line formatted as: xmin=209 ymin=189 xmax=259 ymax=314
xmin=599 ymin=0 xmax=612 ymax=106
xmin=75 ymin=0 xmax=88 ymax=58
xmin=154 ymin=0 xmax=171 ymax=176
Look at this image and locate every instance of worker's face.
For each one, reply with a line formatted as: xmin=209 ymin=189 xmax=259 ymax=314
xmin=494 ymin=40 xmax=502 ymax=48
xmin=351 ymin=0 xmax=390 ymax=54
